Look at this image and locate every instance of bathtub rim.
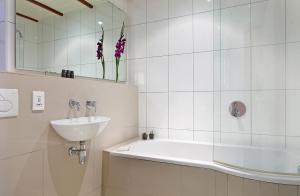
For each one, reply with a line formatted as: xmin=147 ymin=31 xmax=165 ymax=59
xmin=105 ymin=138 xmax=300 ymax=185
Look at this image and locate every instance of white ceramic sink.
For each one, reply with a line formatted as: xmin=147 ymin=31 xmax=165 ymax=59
xmin=51 ymin=116 xmax=111 ymax=142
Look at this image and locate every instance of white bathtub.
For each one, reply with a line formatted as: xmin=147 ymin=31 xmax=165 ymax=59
xmin=107 ymin=139 xmax=300 ymax=185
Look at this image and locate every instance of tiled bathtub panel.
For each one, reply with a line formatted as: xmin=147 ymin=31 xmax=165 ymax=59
xmin=104 ymin=155 xmax=300 ymax=196
xmin=228 ymin=175 xmax=243 ymax=196
xmin=107 ymin=156 xmax=131 ymax=189
xmin=243 ymin=179 xmax=260 ymax=196
xmin=181 ymin=166 xmax=215 ymax=196
xmin=260 ymin=182 xmax=279 ymax=196
xmin=128 ymin=159 xmax=181 ymax=196
xmin=279 ymin=185 xmax=298 ymax=196
xmin=215 ymin=172 xmax=228 ymax=196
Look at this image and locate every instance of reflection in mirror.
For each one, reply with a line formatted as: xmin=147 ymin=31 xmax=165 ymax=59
xmin=16 ymin=0 xmax=127 ymax=82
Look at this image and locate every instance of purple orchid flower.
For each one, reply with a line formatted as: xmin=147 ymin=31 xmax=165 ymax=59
xmin=115 ymin=35 xmax=126 ymax=58
xmin=115 ymin=22 xmax=126 ymax=82
xmin=96 ymin=26 xmax=106 ymax=79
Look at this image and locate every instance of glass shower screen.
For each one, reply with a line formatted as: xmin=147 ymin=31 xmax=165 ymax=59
xmin=212 ymin=0 xmax=300 ymax=175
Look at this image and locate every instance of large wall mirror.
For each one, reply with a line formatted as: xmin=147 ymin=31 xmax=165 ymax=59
xmin=16 ymin=0 xmax=127 ymax=82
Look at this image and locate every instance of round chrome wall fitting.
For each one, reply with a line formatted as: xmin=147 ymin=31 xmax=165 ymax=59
xmin=229 ymin=101 xmax=246 ymax=118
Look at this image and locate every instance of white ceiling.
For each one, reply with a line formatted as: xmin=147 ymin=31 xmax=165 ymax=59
xmin=16 ymin=0 xmax=108 ymax=20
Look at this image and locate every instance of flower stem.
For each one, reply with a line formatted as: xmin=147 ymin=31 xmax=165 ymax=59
xmin=102 ymin=58 xmax=105 ymax=79
xmin=116 ymin=58 xmax=120 ymax=82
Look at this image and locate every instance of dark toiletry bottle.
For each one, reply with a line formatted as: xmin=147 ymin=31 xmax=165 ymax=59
xmin=149 ymin=131 xmax=154 ymax=140
xmin=61 ymin=69 xmax=67 ymax=78
xmin=66 ymin=70 xmax=71 ymax=78
xmin=142 ymin=132 xmax=148 ymax=140
xmin=70 ymin=71 xmax=75 ymax=79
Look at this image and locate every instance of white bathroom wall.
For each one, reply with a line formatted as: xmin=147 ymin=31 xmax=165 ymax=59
xmin=127 ymin=0 xmax=300 ymax=150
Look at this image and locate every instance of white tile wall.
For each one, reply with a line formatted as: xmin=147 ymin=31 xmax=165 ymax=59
xmin=147 ymin=20 xmax=169 ymax=57
xmin=169 ymin=92 xmax=194 ymax=130
xmin=220 ymin=5 xmax=250 ymax=49
xmin=287 ymin=42 xmax=300 ymax=89
xmin=252 ymin=44 xmax=285 ymax=90
xmin=169 ymin=16 xmax=193 ymax=54
xmin=286 ymin=0 xmax=300 ymax=42
xmin=193 ymin=0 xmax=214 ymax=13
xmin=80 ymin=64 xmax=95 ymax=78
xmin=147 ymin=93 xmax=169 ymax=129
xmin=286 ymin=91 xmax=300 ymax=136
xmin=128 ymin=58 xmax=147 ymax=92
xmin=194 ymin=131 xmax=214 ymax=143
xmin=252 ymin=135 xmax=285 ymax=148
xmin=169 ymin=0 xmax=193 ymax=18
xmin=252 ymin=91 xmax=285 ymax=135
xmin=127 ymin=0 xmax=146 ymax=25
xmin=221 ymin=48 xmax=251 ymax=91
xmin=147 ymin=0 xmax=169 ymax=22
xmin=221 ymin=132 xmax=251 ymax=146
xmin=24 ymin=42 xmax=38 ymax=68
xmin=96 ymin=3 xmax=113 ymax=31
xmin=169 ymin=129 xmax=194 ymax=141
xmin=67 ymin=11 xmax=81 ymax=37
xmin=194 ymin=12 xmax=214 ymax=52
xmin=147 ymin=56 xmax=168 ymax=92
xmin=169 ymin=53 xmax=194 ymax=92
xmin=138 ymin=93 xmax=147 ymax=128
xmin=127 ymin=0 xmax=300 ymax=147
xmin=127 ymin=24 xmax=147 ymax=59
xmin=194 ymin=52 xmax=214 ymax=91
xmin=251 ymin=0 xmax=285 ymax=46
xmin=68 ymin=37 xmax=81 ymax=66
xmin=55 ymin=39 xmax=68 ymax=66
xmin=221 ymin=0 xmax=250 ymax=8
xmin=81 ymin=8 xmax=96 ymax=35
xmin=42 ymin=42 xmax=54 ymax=68
xmin=80 ymin=34 xmax=96 ymax=64
xmin=54 ymin=17 xmax=67 ymax=40
xmin=194 ymin=92 xmax=214 ymax=131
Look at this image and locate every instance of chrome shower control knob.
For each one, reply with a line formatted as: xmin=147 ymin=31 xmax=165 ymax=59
xmin=229 ymin=101 xmax=246 ymax=118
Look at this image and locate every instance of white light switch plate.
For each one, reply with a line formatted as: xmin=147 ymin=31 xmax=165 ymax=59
xmin=0 ymin=89 xmax=19 ymax=118
xmin=32 ymin=91 xmax=45 ymax=111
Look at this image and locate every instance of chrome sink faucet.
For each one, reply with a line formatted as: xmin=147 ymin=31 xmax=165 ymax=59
xmin=69 ymin=99 xmax=81 ymax=111
xmin=69 ymin=99 xmax=80 ymax=117
xmin=86 ymin=101 xmax=96 ymax=117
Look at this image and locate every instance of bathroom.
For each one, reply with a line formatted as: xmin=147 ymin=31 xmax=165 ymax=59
xmin=1 ymin=0 xmax=300 ymax=195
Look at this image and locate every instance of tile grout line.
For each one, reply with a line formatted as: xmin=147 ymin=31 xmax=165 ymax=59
xmin=167 ymin=0 xmax=170 ymax=139
xmin=126 ymin=41 xmax=300 ymax=62
xmin=192 ymin=0 xmax=195 ymax=141
xmin=145 ymin=0 xmax=148 ymax=135
xmin=212 ymin=0 xmax=215 ymax=146
xmin=219 ymin=4 xmax=222 ymax=145
xmin=250 ymin=0 xmax=253 ymax=146
xmin=284 ymin=0 xmax=287 ymax=149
